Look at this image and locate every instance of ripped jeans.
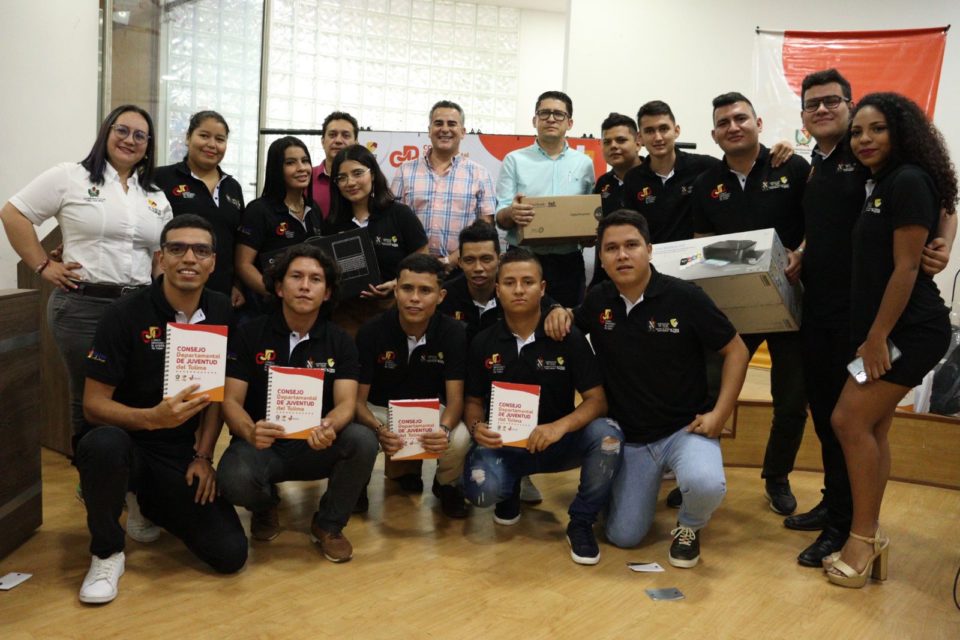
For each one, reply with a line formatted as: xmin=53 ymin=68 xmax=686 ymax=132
xmin=462 ymin=418 xmax=623 ymax=523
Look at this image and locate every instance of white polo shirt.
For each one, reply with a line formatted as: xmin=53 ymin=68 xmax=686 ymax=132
xmin=10 ymin=162 xmax=173 ymax=285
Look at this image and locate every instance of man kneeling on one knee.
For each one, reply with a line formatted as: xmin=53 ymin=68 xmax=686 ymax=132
xmin=218 ymin=244 xmax=378 ymax=563
xmin=547 ymin=210 xmax=749 ymax=568
xmin=462 ymin=247 xmax=623 ymax=566
xmin=77 ymin=215 xmax=248 ymax=604
xmin=355 ymin=253 xmax=472 ymax=518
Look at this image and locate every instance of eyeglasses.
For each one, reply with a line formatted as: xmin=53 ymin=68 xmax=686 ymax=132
xmin=335 ymin=167 xmax=371 ymax=185
xmin=111 ymin=124 xmax=150 ymax=144
xmin=536 ymin=109 xmax=569 ymax=122
xmin=802 ymin=95 xmax=847 ymax=113
xmin=162 ymin=242 xmax=214 ymax=259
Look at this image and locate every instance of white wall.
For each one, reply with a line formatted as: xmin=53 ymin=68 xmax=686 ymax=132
xmin=516 ymin=8 xmax=567 ymax=133
xmin=0 ymin=1 xmax=99 ymax=289
xmin=565 ymin=0 xmax=960 ymax=296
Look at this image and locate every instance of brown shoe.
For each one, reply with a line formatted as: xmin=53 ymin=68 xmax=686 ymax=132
xmin=250 ymin=506 xmax=280 ymax=541
xmin=310 ymin=519 xmax=353 ymax=563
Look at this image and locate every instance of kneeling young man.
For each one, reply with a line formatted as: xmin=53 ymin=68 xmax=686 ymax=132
xmin=462 ymin=248 xmax=622 ymax=565
xmin=218 ymin=244 xmax=378 ymax=562
xmin=355 ymin=254 xmax=472 ymax=518
xmin=77 ymin=215 xmax=248 ymax=604
xmin=547 ymin=210 xmax=749 ymax=567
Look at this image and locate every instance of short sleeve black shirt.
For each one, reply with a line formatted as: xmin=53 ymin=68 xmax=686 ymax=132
xmin=226 ymin=311 xmax=360 ymax=423
xmin=850 ymin=163 xmax=948 ymax=343
xmin=465 ymin=315 xmax=603 ymax=425
xmin=800 ymin=138 xmax=870 ymax=327
xmin=575 ymin=269 xmax=737 ymax=444
xmin=322 ymin=201 xmax=428 ymax=282
xmin=237 ymin=196 xmax=324 ymax=261
xmin=440 ymin=274 xmax=559 ymax=345
xmin=692 ymin=145 xmax=809 ymax=250
xmin=622 ymin=150 xmax=721 ymax=243
xmin=594 ymin=169 xmax=626 ymax=216
xmin=85 ymin=280 xmax=233 ymax=445
xmin=154 ymin=161 xmax=246 ymax=296
xmin=356 ymin=308 xmax=467 ymax=405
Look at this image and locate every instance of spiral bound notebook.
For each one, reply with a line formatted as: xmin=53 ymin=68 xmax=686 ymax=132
xmin=162 ymin=323 xmax=228 ymax=401
xmin=488 ymin=381 xmax=540 ymax=448
xmin=266 ymin=366 xmax=325 ymax=439
xmin=388 ymin=398 xmax=442 ymax=460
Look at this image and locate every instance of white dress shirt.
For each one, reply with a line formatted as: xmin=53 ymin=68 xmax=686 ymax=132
xmin=11 ymin=162 xmax=173 ymax=285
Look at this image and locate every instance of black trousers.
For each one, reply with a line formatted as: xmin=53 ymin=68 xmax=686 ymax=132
xmin=741 ymin=331 xmax=809 ymax=479
xmin=75 ymin=426 xmax=248 ymax=573
xmin=539 ymin=250 xmax=586 ymax=309
xmin=801 ymin=323 xmax=853 ymax=534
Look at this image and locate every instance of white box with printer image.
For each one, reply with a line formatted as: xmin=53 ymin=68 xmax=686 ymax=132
xmin=649 ymin=228 xmax=802 ymax=334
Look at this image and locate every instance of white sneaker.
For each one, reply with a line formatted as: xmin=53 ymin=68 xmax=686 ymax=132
xmin=519 ymin=476 xmax=542 ymax=504
xmin=125 ymin=492 xmax=161 ymax=543
xmin=79 ymin=552 xmax=125 ymax=604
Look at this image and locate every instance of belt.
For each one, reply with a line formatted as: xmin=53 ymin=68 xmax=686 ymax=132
xmin=69 ymin=282 xmax=147 ymax=299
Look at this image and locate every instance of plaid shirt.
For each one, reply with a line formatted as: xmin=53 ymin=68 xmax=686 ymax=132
xmin=390 ymin=148 xmax=496 ymax=256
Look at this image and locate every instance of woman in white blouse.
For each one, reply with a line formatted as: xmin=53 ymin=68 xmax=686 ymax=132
xmin=0 ymin=104 xmax=172 ymax=450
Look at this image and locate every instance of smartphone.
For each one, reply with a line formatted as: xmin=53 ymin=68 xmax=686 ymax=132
xmin=847 ymin=340 xmax=902 ymax=384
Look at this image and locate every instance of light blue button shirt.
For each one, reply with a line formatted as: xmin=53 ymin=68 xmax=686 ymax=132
xmin=496 ymin=141 xmax=595 ymax=254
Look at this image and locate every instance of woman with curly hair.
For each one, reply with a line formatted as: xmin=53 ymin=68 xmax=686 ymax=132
xmin=828 ymin=92 xmax=957 ymax=587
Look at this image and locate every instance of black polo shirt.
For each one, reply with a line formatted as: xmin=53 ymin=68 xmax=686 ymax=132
xmin=237 ymin=196 xmax=324 ymax=266
xmin=801 ymin=138 xmax=870 ymax=328
xmin=692 ymin=145 xmax=809 ymax=250
xmin=594 ymin=169 xmax=626 ymax=215
xmin=440 ymin=273 xmax=559 ymax=345
xmin=226 ymin=311 xmax=360 ymax=423
xmin=85 ymin=279 xmax=233 ymax=445
xmin=622 ymin=150 xmax=720 ymax=243
xmin=322 ymin=201 xmax=428 ymax=283
xmin=154 ymin=161 xmax=245 ymax=296
xmin=575 ymin=268 xmax=737 ymax=444
xmin=466 ymin=314 xmax=602 ymax=426
xmin=357 ymin=308 xmax=467 ymax=406
xmin=851 ymin=162 xmax=947 ymax=343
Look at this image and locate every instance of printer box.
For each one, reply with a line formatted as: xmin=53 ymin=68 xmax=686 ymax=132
xmin=650 ymin=228 xmax=802 ymax=334
xmin=517 ymin=194 xmax=603 ymax=245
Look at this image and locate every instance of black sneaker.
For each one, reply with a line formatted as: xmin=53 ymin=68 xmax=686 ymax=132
xmin=764 ymin=478 xmax=798 ymax=515
xmin=397 ymin=473 xmax=424 ymax=493
xmin=666 ymin=486 xmax=682 ymax=508
xmin=438 ymin=483 xmax=469 ymax=519
xmin=566 ymin=519 xmax=600 ymax=565
xmin=493 ymin=493 xmax=521 ymax=525
xmin=668 ymin=524 xmax=700 ymax=568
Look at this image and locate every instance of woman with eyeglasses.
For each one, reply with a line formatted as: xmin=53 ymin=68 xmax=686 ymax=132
xmin=827 ymin=93 xmax=956 ymax=588
xmin=235 ymin=136 xmax=322 ymax=311
xmin=0 ymin=104 xmax=172 ymax=451
xmin=322 ymin=144 xmax=428 ymax=336
xmin=155 ymin=110 xmax=246 ymax=307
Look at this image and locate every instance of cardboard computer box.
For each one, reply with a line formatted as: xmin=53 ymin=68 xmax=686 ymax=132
xmin=517 ymin=194 xmax=603 ymax=245
xmin=650 ymin=228 xmax=802 ymax=334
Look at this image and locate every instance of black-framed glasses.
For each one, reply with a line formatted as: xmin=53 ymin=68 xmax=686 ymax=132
xmin=335 ymin=167 xmax=371 ymax=185
xmin=536 ymin=109 xmax=569 ymax=122
xmin=162 ymin=242 xmax=214 ymax=259
xmin=111 ymin=124 xmax=150 ymax=144
xmin=802 ymin=95 xmax=847 ymax=113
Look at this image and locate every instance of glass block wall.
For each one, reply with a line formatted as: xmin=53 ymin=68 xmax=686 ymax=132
xmin=266 ymin=0 xmax=521 ymax=134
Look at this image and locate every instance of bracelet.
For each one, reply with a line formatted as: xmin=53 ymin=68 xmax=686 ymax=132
xmin=36 ymin=257 xmax=50 ymax=274
xmin=469 ymin=420 xmax=480 ymax=436
xmin=375 ymin=423 xmax=386 ymax=434
xmin=193 ymin=453 xmax=213 ymax=462
xmin=439 ymin=424 xmax=452 ymax=440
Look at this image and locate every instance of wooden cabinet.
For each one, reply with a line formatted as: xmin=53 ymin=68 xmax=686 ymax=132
xmin=0 ymin=289 xmax=42 ymax=559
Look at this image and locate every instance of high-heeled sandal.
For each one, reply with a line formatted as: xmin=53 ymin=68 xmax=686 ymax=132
xmin=825 ymin=530 xmax=889 ymax=588
xmin=822 ymin=527 xmax=888 ymax=571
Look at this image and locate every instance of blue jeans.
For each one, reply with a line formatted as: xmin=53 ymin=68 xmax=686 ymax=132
xmin=217 ymin=423 xmax=378 ymax=533
xmin=462 ymin=418 xmax=622 ymax=523
xmin=606 ymin=428 xmax=726 ymax=548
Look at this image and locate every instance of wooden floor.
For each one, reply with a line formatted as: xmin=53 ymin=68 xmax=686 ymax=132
xmin=3 ymin=435 xmax=960 ymax=639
